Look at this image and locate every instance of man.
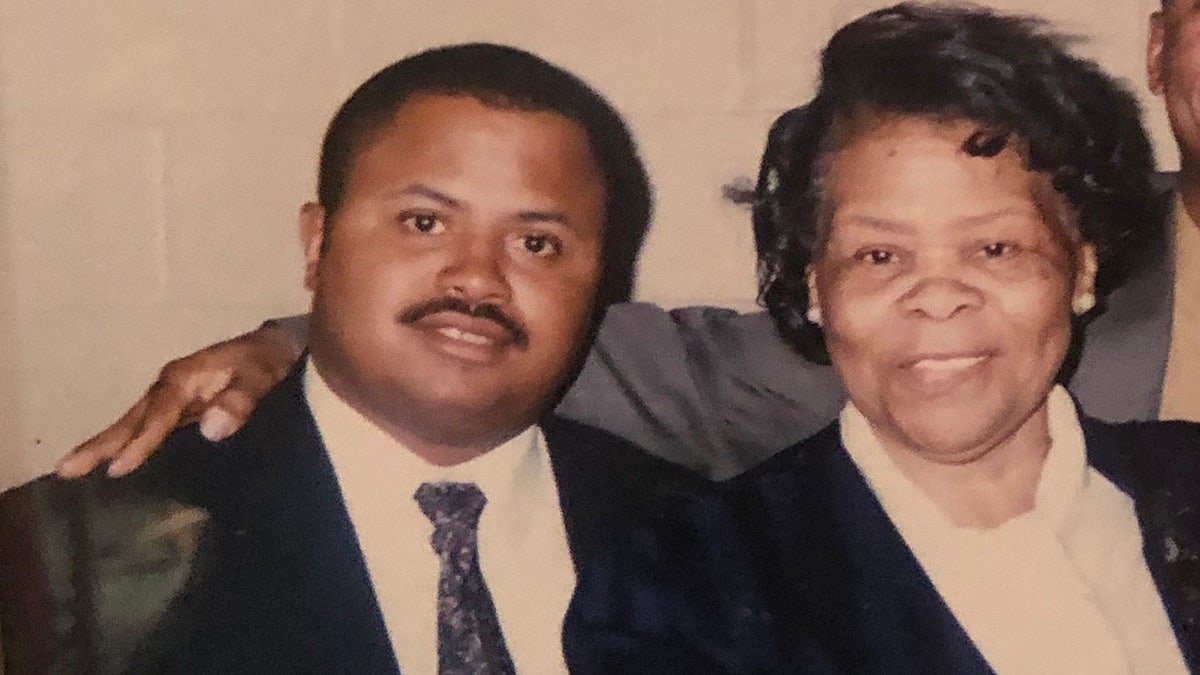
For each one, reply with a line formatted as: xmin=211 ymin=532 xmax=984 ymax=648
xmin=1 ymin=43 xmax=704 ymax=673
xmin=1146 ymin=0 xmax=1200 ymax=424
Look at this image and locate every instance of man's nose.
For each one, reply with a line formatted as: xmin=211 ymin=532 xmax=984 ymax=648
xmin=437 ymin=236 xmax=512 ymax=304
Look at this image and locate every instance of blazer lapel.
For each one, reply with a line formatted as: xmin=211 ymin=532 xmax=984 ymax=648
xmin=1085 ymin=419 xmax=1200 ymax=669
xmin=199 ymin=365 xmax=399 ymax=672
xmin=746 ymin=425 xmax=991 ymax=673
xmin=541 ymin=416 xmax=608 ymax=572
xmin=541 ymin=414 xmax=712 ymax=572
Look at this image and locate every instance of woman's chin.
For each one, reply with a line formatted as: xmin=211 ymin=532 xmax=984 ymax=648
xmin=880 ymin=403 xmax=1020 ymax=465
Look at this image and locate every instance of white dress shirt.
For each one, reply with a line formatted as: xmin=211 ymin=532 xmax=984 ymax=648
xmin=305 ymin=360 xmax=575 ymax=674
xmin=1161 ymin=193 xmax=1200 ymax=422
xmin=841 ymin=387 xmax=1187 ymax=674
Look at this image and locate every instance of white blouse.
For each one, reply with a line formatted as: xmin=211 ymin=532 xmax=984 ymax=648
xmin=841 ymin=386 xmax=1187 ymax=674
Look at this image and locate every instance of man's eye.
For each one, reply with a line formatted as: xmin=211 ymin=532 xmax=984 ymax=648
xmin=855 ymin=249 xmax=895 ymax=265
xmin=519 ymin=234 xmax=561 ymax=257
xmin=402 ymin=213 xmax=444 ymax=234
xmin=980 ymin=241 xmax=1020 ymax=259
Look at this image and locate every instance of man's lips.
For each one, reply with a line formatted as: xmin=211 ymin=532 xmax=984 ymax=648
xmin=397 ymin=297 xmax=529 ymax=349
xmin=436 ymin=326 xmax=491 ymax=346
xmin=412 ymin=311 xmax=517 ymax=348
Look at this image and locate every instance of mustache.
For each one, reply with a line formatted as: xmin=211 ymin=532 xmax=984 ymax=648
xmin=397 ymin=297 xmax=530 ymax=348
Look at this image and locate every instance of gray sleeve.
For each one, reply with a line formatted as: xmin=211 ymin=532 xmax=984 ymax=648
xmin=555 ymin=302 xmax=845 ymax=480
xmin=267 ymin=314 xmax=310 ymax=349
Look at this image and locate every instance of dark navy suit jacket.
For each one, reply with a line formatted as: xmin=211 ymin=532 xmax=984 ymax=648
xmin=56 ymin=363 xmax=708 ymax=674
xmin=565 ymin=417 xmax=1200 ymax=674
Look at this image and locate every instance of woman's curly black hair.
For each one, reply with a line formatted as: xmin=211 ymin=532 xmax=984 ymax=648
xmin=751 ymin=2 xmax=1167 ymax=367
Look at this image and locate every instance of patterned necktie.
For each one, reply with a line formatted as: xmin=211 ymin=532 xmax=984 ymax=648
xmin=414 ymin=481 xmax=516 ymax=675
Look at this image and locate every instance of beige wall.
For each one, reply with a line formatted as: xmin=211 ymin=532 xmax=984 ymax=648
xmin=0 ymin=0 xmax=1167 ymax=489
xmin=0 ymin=80 xmax=19 ymax=493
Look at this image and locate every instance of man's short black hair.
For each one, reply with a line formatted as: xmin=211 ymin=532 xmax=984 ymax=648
xmin=318 ymin=43 xmax=652 ymax=310
xmin=749 ymin=2 xmax=1165 ymax=368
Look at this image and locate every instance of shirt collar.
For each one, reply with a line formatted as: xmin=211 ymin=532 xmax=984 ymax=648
xmin=303 ymin=356 xmax=543 ymax=500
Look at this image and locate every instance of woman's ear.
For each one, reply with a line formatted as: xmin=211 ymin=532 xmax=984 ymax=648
xmin=299 ymin=202 xmax=326 ymax=292
xmin=805 ymin=266 xmax=823 ymax=326
xmin=1072 ymin=242 xmax=1098 ymax=315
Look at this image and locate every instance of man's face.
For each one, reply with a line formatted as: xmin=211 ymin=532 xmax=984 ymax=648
xmin=1150 ymin=0 xmax=1200 ymax=171
xmin=304 ymin=93 xmax=607 ymax=461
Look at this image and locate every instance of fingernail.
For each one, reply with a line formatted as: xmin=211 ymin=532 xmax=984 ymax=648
xmin=199 ymin=409 xmax=235 ymax=441
xmin=56 ymin=458 xmax=80 ymax=477
xmin=107 ymin=460 xmax=128 ymax=477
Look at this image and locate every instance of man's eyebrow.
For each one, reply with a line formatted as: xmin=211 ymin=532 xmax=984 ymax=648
xmin=389 ymin=184 xmax=574 ymax=228
xmin=390 ymin=183 xmax=462 ymax=208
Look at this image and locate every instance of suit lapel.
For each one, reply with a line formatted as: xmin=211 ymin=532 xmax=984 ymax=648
xmin=541 ymin=414 xmax=711 ymax=572
xmin=747 ymin=426 xmax=991 ymax=673
xmin=202 ymin=365 xmax=399 ymax=672
xmin=1084 ymin=419 xmax=1200 ymax=669
xmin=541 ymin=416 xmax=606 ymax=572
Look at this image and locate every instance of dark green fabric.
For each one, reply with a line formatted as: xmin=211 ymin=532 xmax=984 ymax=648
xmin=0 ymin=473 xmax=206 ymax=674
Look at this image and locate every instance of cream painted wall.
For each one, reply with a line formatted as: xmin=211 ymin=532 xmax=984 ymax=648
xmin=0 ymin=0 xmax=1168 ymax=489
xmin=0 ymin=85 xmax=19 ymax=492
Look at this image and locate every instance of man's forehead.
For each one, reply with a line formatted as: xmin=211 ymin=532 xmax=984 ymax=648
xmin=362 ymin=93 xmax=598 ymax=174
xmin=389 ymin=91 xmax=586 ymax=139
xmin=343 ymin=95 xmax=606 ymax=223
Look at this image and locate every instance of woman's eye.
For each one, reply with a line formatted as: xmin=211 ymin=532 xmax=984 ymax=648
xmin=980 ymin=241 xmax=1020 ymax=258
xmin=519 ymin=234 xmax=562 ymax=257
xmin=855 ymin=249 xmax=895 ymax=265
xmin=402 ymin=213 xmax=444 ymax=234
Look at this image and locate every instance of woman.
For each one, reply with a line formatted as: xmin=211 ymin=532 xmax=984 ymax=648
xmin=564 ymin=4 xmax=1199 ymax=673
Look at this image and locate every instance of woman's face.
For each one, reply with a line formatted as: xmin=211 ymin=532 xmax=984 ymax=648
xmin=809 ymin=116 xmax=1096 ymax=464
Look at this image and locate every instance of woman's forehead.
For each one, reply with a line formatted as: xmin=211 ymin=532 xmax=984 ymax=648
xmin=828 ymin=121 xmax=1027 ymax=201
xmin=820 ymin=116 xmax=1075 ymax=238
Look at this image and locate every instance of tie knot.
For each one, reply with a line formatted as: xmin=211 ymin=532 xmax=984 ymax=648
xmin=414 ymin=481 xmax=487 ymax=532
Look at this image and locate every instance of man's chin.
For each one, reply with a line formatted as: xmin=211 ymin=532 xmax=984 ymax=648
xmin=398 ymin=393 xmax=538 ymax=438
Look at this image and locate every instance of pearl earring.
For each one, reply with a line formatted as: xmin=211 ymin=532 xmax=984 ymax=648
xmin=1072 ymin=292 xmax=1095 ymax=316
xmin=806 ymin=305 xmax=822 ymax=326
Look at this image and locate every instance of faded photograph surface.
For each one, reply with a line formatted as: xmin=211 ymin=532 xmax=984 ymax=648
xmin=1 ymin=0 xmax=1194 ymax=673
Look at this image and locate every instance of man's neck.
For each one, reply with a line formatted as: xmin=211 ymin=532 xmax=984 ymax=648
xmin=306 ymin=356 xmax=533 ymax=467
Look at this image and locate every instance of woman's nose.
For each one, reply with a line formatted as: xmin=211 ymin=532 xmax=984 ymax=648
xmin=898 ymin=274 xmax=984 ymax=320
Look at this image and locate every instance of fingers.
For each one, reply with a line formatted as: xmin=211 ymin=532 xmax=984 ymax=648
xmin=56 ymin=396 xmax=151 ymax=478
xmin=104 ymin=378 xmax=199 ymax=477
xmin=198 ymin=407 xmax=238 ymax=443
xmin=197 ymin=386 xmax=257 ymax=442
xmin=55 ymin=323 xmax=300 ymax=480
xmin=57 ymin=361 xmax=224 ymax=479
xmin=110 ymin=361 xmax=280 ymax=469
